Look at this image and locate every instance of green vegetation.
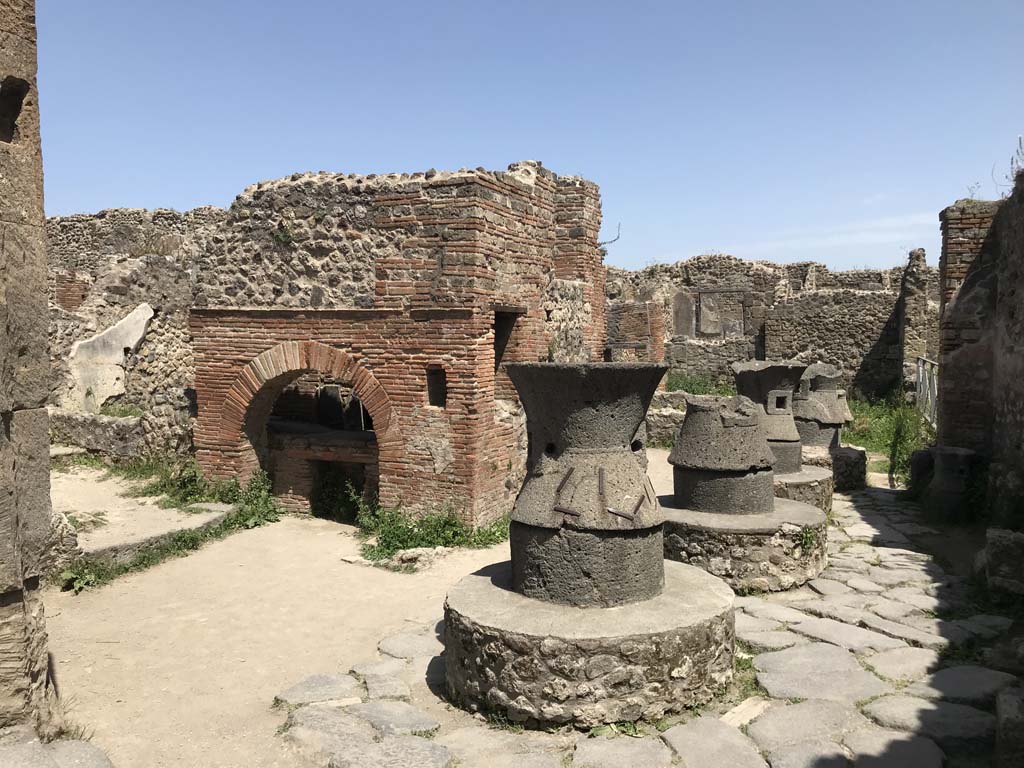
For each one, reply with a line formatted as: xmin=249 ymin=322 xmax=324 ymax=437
xmin=344 ymin=482 xmax=508 ymax=561
xmin=845 ymin=396 xmax=934 ymax=483
xmin=58 ymin=470 xmax=279 ymax=593
xmin=799 ymin=526 xmax=818 ymax=550
xmin=98 ymin=402 xmax=145 ymax=418
xmin=664 ymin=373 xmax=736 ymax=396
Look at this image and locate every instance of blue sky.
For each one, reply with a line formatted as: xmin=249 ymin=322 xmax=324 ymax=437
xmin=37 ymin=1 xmax=1024 ymax=270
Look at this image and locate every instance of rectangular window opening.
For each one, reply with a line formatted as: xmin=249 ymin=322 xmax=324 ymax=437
xmin=494 ymin=312 xmax=518 ymax=372
xmin=427 ymin=366 xmax=447 ymax=408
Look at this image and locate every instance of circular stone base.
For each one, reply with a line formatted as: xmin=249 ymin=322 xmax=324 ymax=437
xmin=444 ymin=561 xmax=734 ymax=728
xmin=662 ymin=498 xmax=828 ymax=592
xmin=773 ymin=464 xmax=834 ymax=514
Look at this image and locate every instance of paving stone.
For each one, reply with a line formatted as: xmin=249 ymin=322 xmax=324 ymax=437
xmin=856 ymin=614 xmax=949 ymax=650
xmin=365 ymin=674 xmax=411 ymax=700
xmin=767 ymin=739 xmax=850 ymax=768
xmin=746 ymin=699 xmax=869 ymax=752
xmin=378 ymin=631 xmax=444 ymax=659
xmin=790 ymin=617 xmax=906 ymax=653
xmin=996 ymin=686 xmax=1024 ymax=768
xmin=904 ymin=665 xmax=1018 ymax=707
xmin=886 ymin=587 xmax=940 ymax=612
xmin=955 ymin=614 xmax=1014 ymax=640
xmin=863 ymin=647 xmax=940 ymax=682
xmin=862 ymin=695 xmax=996 ymax=752
xmin=737 ymin=613 xmax=782 ymax=633
xmin=866 ymin=597 xmax=918 ymax=621
xmin=753 ymin=643 xmax=891 ymax=703
xmin=827 ymin=558 xmax=871 ymax=575
xmin=275 ymin=674 xmax=362 ymax=707
xmin=895 ymin=616 xmax=973 ymax=646
xmin=661 ymin=716 xmax=766 ymax=768
xmin=847 ymin=577 xmax=885 ymax=593
xmin=720 ymin=696 xmax=773 ymax=728
xmin=346 ymin=700 xmax=441 ymax=736
xmin=740 ymin=630 xmax=809 ymax=651
xmin=799 ymin=601 xmax=869 ymax=624
xmin=573 ymin=736 xmax=673 ymax=768
xmin=0 ymin=744 xmax=58 ymax=768
xmin=49 ymin=742 xmax=115 ymax=768
xmin=740 ymin=599 xmax=809 ymax=624
xmin=284 ymin=704 xmax=378 ymax=763
xmin=810 ymin=578 xmax=854 ymax=596
xmin=439 ymin=725 xmax=572 ymax=766
xmin=867 ymin=566 xmax=932 ymax=586
xmin=351 ymin=657 xmax=409 ymax=677
xmin=843 ymin=726 xmax=944 ymax=767
xmin=328 ymin=735 xmax=453 ymax=768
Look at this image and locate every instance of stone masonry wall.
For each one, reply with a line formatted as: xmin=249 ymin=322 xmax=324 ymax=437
xmin=990 ymin=178 xmax=1024 ymax=528
xmin=46 ymin=208 xmax=226 ymax=452
xmin=0 ymin=0 xmax=59 ymax=736
xmin=608 ymin=254 xmax=937 ymax=393
xmin=605 ymin=301 xmax=665 ymax=363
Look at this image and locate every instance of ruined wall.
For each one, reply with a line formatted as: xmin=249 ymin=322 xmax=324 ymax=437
xmin=609 ymin=254 xmax=937 ymax=395
xmin=0 ymin=0 xmax=59 ymax=735
xmin=765 ymin=289 xmax=902 ymax=398
xmin=936 ymin=200 xmax=1002 ymax=454
xmin=605 ymin=301 xmax=665 ymax=363
xmin=990 ymin=179 xmax=1024 ymax=528
xmin=898 ymin=248 xmax=940 ymax=391
xmin=46 ymin=208 xmax=225 ymax=452
xmin=193 ymin=163 xmax=604 ymax=525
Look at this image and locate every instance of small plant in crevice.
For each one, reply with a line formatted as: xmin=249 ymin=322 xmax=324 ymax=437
xmin=799 ymin=526 xmax=818 ymax=551
xmin=271 ymin=223 xmax=294 ymax=247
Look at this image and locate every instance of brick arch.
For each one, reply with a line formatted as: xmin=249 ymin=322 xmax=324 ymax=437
xmin=218 ymin=340 xmax=402 ymax=498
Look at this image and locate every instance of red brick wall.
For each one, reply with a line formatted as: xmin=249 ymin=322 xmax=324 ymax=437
xmin=937 ymin=200 xmax=1002 ymax=453
xmin=53 ymin=272 xmax=91 ymax=311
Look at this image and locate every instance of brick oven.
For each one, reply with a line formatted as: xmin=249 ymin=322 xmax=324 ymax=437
xmin=191 ymin=161 xmax=605 ymax=526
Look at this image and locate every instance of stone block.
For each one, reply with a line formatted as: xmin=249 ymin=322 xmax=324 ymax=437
xmin=10 ymin=408 xmax=51 ymax=580
xmin=832 ymin=446 xmax=867 ymax=491
xmin=986 ymin=528 xmax=1024 ymax=596
xmin=0 ymin=223 xmax=48 ymax=412
xmin=996 ymin=686 xmax=1024 ymax=768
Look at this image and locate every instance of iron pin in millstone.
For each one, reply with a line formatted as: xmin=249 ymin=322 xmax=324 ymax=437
xmin=607 ymin=507 xmax=635 ymax=521
xmin=555 ymin=467 xmax=574 ymax=495
xmin=598 ymin=467 xmax=606 ymax=498
xmin=554 ymin=505 xmax=581 ymax=517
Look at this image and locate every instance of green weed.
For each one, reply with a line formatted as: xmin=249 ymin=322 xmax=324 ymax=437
xmin=664 ymin=373 xmax=736 ymax=396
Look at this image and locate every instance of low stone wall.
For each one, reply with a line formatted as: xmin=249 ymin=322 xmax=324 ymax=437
xmin=48 ymin=409 xmax=145 ymax=456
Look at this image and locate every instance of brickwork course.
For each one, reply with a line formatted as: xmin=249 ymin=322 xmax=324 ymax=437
xmin=937 ymin=181 xmax=1024 ymax=530
xmin=0 ymin=0 xmax=60 ymax=736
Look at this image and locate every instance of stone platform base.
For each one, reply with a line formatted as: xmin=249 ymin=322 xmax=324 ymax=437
xmin=803 ymin=445 xmax=867 ymax=492
xmin=987 ymin=528 xmax=1024 ymax=596
xmin=444 ymin=560 xmax=735 ymax=728
xmin=773 ymin=464 xmax=833 ymax=515
xmin=662 ymin=498 xmax=828 ymax=592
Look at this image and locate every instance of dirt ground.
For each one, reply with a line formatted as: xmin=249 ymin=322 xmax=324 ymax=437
xmin=51 ymin=468 xmax=225 ymax=554
xmin=44 ymin=514 xmax=507 ymax=768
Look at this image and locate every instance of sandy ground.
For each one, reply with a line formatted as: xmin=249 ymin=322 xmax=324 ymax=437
xmin=44 ymin=515 xmax=507 ymax=768
xmin=52 ymin=468 xmax=225 ymax=554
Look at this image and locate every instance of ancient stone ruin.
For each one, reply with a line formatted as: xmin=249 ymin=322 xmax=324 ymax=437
xmin=444 ymin=362 xmax=735 ymax=726
xmin=733 ymin=359 xmax=835 ymax=514
xmin=661 ymin=394 xmax=828 ymax=591
xmin=0 ymin=0 xmax=61 ymax=738
xmin=793 ymin=362 xmax=852 ymax=449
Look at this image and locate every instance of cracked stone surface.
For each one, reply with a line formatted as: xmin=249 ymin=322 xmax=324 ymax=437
xmin=842 ymin=726 xmax=944 ymax=768
xmin=863 ymin=647 xmax=940 ymax=682
xmin=346 ymin=700 xmax=441 ymax=736
xmin=572 ymin=736 xmax=673 ymax=768
xmin=0 ymin=742 xmax=114 ymax=768
xmin=378 ymin=631 xmax=444 ymax=659
xmin=754 ymin=643 xmax=893 ymax=702
xmin=660 ymin=717 xmax=766 ymax=768
xmin=904 ymin=665 xmax=1018 ymax=706
xmin=275 ymin=674 xmax=362 ymax=707
xmin=327 ymin=735 xmax=452 ymax=768
xmin=862 ymin=695 xmax=995 ymax=752
xmin=746 ymin=699 xmax=869 ymax=753
xmin=766 ymin=738 xmax=849 ymax=768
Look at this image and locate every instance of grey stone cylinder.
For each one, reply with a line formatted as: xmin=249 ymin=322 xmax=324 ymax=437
xmin=770 ymin=440 xmax=803 ymax=475
xmin=673 ymin=466 xmax=775 ymax=515
xmin=510 ymin=521 xmax=664 ymax=607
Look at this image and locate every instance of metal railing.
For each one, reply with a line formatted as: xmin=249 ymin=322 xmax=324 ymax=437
xmin=916 ymin=357 xmax=938 ymax=428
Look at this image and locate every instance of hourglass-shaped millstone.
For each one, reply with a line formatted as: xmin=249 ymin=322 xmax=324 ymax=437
xmin=669 ymin=395 xmax=776 ymax=514
xmin=793 ymin=363 xmax=853 ymax=447
xmin=505 ymin=362 xmax=668 ymax=607
xmin=731 ymin=360 xmax=808 ymax=474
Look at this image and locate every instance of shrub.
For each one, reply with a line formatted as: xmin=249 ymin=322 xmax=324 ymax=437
xmin=350 ymin=483 xmax=508 ymax=561
xmin=846 ymin=396 xmax=935 ymax=483
xmin=664 ymin=373 xmax=735 ymax=396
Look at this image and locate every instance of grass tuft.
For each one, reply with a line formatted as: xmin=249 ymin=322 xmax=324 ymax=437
xmin=664 ymin=373 xmax=736 ymax=396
